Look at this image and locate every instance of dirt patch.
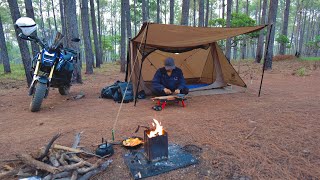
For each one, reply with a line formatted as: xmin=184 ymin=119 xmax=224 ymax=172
xmin=0 ymin=61 xmax=320 ymax=179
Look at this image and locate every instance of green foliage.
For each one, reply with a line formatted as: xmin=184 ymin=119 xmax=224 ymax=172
xmin=101 ymin=34 xmax=120 ymax=51
xmin=209 ymin=13 xmax=258 ymax=46
xmin=0 ymin=64 xmax=25 ymax=80
xmin=299 ymin=57 xmax=320 ymax=61
xmin=276 ymin=35 xmax=289 ymax=44
xmin=208 ymin=18 xmax=225 ymax=27
xmin=296 ymin=67 xmax=306 ymax=77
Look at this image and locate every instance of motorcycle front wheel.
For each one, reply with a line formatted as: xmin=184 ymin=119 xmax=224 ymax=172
xmin=30 ymin=82 xmax=47 ymax=112
xmin=58 ymin=85 xmax=70 ymax=95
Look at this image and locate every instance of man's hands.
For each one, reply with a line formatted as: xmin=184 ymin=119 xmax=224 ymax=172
xmin=163 ymin=88 xmax=172 ymax=95
xmin=163 ymin=88 xmax=180 ymax=95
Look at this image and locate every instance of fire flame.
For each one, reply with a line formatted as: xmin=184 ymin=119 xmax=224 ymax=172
xmin=147 ymin=119 xmax=164 ymax=138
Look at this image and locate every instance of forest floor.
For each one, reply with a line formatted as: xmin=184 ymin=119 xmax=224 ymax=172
xmin=0 ymin=59 xmax=320 ymax=179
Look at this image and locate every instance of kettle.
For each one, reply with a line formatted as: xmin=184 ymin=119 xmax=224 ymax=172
xmin=95 ymin=138 xmax=114 ymax=157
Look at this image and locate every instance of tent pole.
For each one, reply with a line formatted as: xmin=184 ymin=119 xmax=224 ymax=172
xmin=258 ymin=24 xmax=273 ymax=97
xmin=134 ymin=23 xmax=150 ymax=106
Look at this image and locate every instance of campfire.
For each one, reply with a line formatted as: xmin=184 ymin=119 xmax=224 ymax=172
xmin=144 ymin=119 xmax=168 ymax=162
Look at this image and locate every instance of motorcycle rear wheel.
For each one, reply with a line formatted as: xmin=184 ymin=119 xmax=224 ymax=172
xmin=30 ymin=82 xmax=47 ymax=112
xmin=58 ymin=85 xmax=70 ymax=95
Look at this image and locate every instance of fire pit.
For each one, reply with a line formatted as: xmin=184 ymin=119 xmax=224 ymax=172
xmin=144 ymin=119 xmax=168 ymax=162
xmin=123 ymin=119 xmax=198 ymax=179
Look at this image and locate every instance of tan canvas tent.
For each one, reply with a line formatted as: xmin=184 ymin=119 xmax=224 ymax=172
xmin=126 ymin=23 xmax=266 ymax=98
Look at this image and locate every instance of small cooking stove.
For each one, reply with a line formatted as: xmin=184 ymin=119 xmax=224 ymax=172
xmin=123 ymin=119 xmax=197 ymax=179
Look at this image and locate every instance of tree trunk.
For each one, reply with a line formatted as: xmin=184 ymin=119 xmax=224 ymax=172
xmin=120 ymin=0 xmax=126 ymax=72
xmin=279 ymin=0 xmax=290 ymax=55
xmin=181 ymin=0 xmax=190 ymax=25
xmin=205 ymin=0 xmax=209 ymax=27
xmin=236 ymin=0 xmax=239 ymax=13
xmin=97 ymin=0 xmax=103 ymax=63
xmin=39 ymin=0 xmax=45 ymax=36
xmin=298 ymin=9 xmax=307 ymax=56
xmin=51 ymin=0 xmax=58 ymax=31
xmin=8 ymin=0 xmax=32 ymax=86
xmin=193 ymin=0 xmax=196 ymax=26
xmin=63 ymin=0 xmax=82 ymax=83
xmin=225 ymin=0 xmax=232 ymax=62
xmin=198 ymin=0 xmax=204 ymax=27
xmin=134 ymin=0 xmax=137 ymax=33
xmin=265 ymin=0 xmax=279 ymax=69
xmin=169 ymin=0 xmax=174 ymax=24
xmin=81 ymin=0 xmax=94 ymax=74
xmin=146 ymin=0 xmax=150 ymax=20
xmin=142 ymin=0 xmax=147 ymax=22
xmin=157 ymin=0 xmax=160 ymax=23
xmin=0 ymin=16 xmax=11 ymax=73
xmin=90 ymin=0 xmax=102 ymax=68
xmin=255 ymin=0 xmax=267 ymax=63
xmin=222 ymin=0 xmax=225 ymax=19
xmin=47 ymin=3 xmax=52 ymax=30
xmin=295 ymin=0 xmax=302 ymax=56
xmin=24 ymin=0 xmax=40 ymax=58
xmin=59 ymin=0 xmax=66 ymax=45
xmin=125 ymin=0 xmax=132 ymax=39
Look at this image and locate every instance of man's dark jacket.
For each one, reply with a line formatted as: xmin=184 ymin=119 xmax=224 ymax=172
xmin=152 ymin=67 xmax=187 ymax=93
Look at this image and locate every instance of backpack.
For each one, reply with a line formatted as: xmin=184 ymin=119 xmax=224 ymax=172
xmin=117 ymin=82 xmax=134 ymax=103
xmin=101 ymin=81 xmax=134 ymax=103
xmin=101 ymin=81 xmax=120 ymax=100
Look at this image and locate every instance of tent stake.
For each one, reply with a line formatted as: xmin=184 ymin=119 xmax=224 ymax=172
xmin=258 ymin=24 xmax=273 ymax=97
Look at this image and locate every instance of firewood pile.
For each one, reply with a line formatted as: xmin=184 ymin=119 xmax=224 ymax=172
xmin=0 ymin=132 xmax=112 ymax=180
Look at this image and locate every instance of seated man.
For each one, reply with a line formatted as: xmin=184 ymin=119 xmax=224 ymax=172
xmin=152 ymin=57 xmax=189 ymax=96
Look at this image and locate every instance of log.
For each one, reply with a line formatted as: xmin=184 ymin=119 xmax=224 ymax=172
xmin=71 ymin=171 xmax=78 ymax=180
xmin=64 ymin=155 xmax=93 ymax=167
xmin=58 ymin=153 xmax=69 ymax=166
xmin=59 ymin=161 xmax=85 ymax=171
xmin=37 ymin=133 xmax=61 ymax=160
xmin=43 ymin=171 xmax=72 ymax=180
xmin=77 ymin=159 xmax=103 ymax=174
xmin=49 ymin=153 xmax=60 ymax=167
xmin=72 ymin=132 xmax=83 ymax=149
xmin=78 ymin=160 xmax=112 ymax=180
xmin=0 ymin=169 xmax=19 ymax=179
xmin=53 ymin=144 xmax=82 ymax=153
xmin=17 ymin=153 xmax=59 ymax=174
xmin=2 ymin=164 xmax=13 ymax=171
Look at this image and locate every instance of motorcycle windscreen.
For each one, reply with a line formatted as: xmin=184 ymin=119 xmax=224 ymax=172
xmin=46 ymin=31 xmax=64 ymax=50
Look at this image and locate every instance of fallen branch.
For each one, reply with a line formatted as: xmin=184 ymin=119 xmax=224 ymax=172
xmin=49 ymin=153 xmax=60 ymax=167
xmin=54 ymin=144 xmax=104 ymax=158
xmin=245 ymin=127 xmax=257 ymax=139
xmin=53 ymin=144 xmax=82 ymax=153
xmin=59 ymin=161 xmax=85 ymax=171
xmin=64 ymin=155 xmax=93 ymax=167
xmin=71 ymin=171 xmax=78 ymax=180
xmin=37 ymin=133 xmax=61 ymax=161
xmin=77 ymin=159 xmax=103 ymax=174
xmin=58 ymin=153 xmax=69 ymax=166
xmin=78 ymin=160 xmax=112 ymax=180
xmin=17 ymin=154 xmax=59 ymax=174
xmin=43 ymin=171 xmax=72 ymax=180
xmin=0 ymin=169 xmax=19 ymax=179
xmin=72 ymin=132 xmax=83 ymax=149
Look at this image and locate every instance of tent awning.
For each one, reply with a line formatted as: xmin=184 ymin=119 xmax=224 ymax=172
xmin=132 ymin=23 xmax=267 ymax=49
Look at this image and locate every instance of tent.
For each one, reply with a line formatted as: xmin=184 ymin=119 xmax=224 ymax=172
xmin=126 ymin=23 xmax=266 ymax=99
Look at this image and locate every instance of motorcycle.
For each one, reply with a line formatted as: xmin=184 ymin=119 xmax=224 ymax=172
xmin=15 ymin=17 xmax=80 ymax=112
